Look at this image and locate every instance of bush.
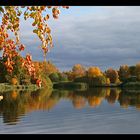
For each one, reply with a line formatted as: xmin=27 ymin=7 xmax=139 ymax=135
xmin=124 ymin=76 xmax=137 ymax=82
xmin=72 ymin=64 xmax=86 ymax=78
xmin=11 ymin=77 xmax=18 ymax=85
xmin=49 ymin=73 xmax=60 ymax=82
xmin=0 ymin=59 xmax=7 ymax=83
xmin=53 ymin=82 xmax=88 ymax=90
xmin=105 ymin=68 xmax=119 ymax=84
xmin=58 ymin=73 xmax=68 ymax=82
xmin=41 ymin=76 xmax=53 ymax=87
xmin=5 ymin=75 xmax=19 ymax=85
xmin=74 ymin=75 xmax=109 ymax=87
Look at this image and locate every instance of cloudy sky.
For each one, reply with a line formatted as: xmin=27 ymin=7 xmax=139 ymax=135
xmin=18 ymin=6 xmax=140 ymax=71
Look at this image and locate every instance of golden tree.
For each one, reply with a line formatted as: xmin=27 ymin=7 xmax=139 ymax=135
xmin=105 ymin=68 xmax=120 ymax=84
xmin=72 ymin=64 xmax=86 ymax=78
xmin=87 ymin=67 xmax=103 ymax=77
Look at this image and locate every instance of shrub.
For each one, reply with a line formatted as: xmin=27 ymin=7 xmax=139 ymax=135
xmin=119 ymin=65 xmax=130 ymax=82
xmin=65 ymin=71 xmax=75 ymax=81
xmin=41 ymin=76 xmax=53 ymax=87
xmin=129 ymin=66 xmax=136 ymax=76
xmin=53 ymin=82 xmax=87 ymax=90
xmin=11 ymin=77 xmax=18 ymax=85
xmin=74 ymin=75 xmax=109 ymax=87
xmin=106 ymin=78 xmax=110 ymax=85
xmin=105 ymin=68 xmax=119 ymax=84
xmin=72 ymin=64 xmax=86 ymax=78
xmin=0 ymin=59 xmax=7 ymax=83
xmin=49 ymin=73 xmax=60 ymax=82
xmin=58 ymin=73 xmax=68 ymax=82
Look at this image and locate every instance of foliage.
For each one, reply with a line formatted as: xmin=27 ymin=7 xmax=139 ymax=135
xmin=49 ymin=73 xmax=60 ymax=82
xmin=33 ymin=61 xmax=59 ymax=77
xmin=41 ymin=76 xmax=53 ymax=88
xmin=105 ymin=68 xmax=120 ymax=84
xmin=135 ymin=62 xmax=140 ymax=81
xmin=0 ymin=6 xmax=68 ymax=87
xmin=65 ymin=71 xmax=75 ymax=81
xmin=74 ymin=75 xmax=109 ymax=87
xmin=58 ymin=73 xmax=68 ymax=82
xmin=53 ymin=82 xmax=88 ymax=90
xmin=129 ymin=66 xmax=136 ymax=76
xmin=118 ymin=65 xmax=130 ymax=82
xmin=124 ymin=76 xmax=137 ymax=82
xmin=106 ymin=78 xmax=110 ymax=85
xmin=0 ymin=6 xmax=69 ymax=58
xmin=45 ymin=61 xmax=59 ymax=75
xmin=122 ymin=82 xmax=140 ymax=88
xmin=0 ymin=58 xmax=7 ymax=83
xmin=72 ymin=64 xmax=86 ymax=78
xmin=10 ymin=77 xmax=18 ymax=85
xmin=87 ymin=67 xmax=103 ymax=77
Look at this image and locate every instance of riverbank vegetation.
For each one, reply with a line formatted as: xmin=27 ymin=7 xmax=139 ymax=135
xmin=53 ymin=63 xmax=140 ymax=89
xmin=1 ymin=60 xmax=140 ymax=90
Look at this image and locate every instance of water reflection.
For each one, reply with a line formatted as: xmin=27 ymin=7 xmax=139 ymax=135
xmin=1 ymin=88 xmax=140 ymax=125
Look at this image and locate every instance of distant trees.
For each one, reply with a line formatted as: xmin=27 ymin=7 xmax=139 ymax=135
xmin=65 ymin=64 xmax=86 ymax=81
xmin=87 ymin=67 xmax=102 ymax=77
xmin=129 ymin=66 xmax=136 ymax=76
xmin=105 ymin=68 xmax=120 ymax=84
xmin=136 ymin=62 xmax=140 ymax=81
xmin=118 ymin=65 xmax=130 ymax=82
xmin=72 ymin=64 xmax=86 ymax=78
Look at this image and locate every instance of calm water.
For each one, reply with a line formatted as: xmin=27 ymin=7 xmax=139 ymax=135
xmin=0 ymin=88 xmax=140 ymax=134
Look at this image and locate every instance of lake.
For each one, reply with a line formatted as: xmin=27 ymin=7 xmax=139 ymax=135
xmin=0 ymin=88 xmax=140 ymax=134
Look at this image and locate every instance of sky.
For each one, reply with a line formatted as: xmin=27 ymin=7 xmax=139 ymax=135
xmin=13 ymin=6 xmax=140 ymax=72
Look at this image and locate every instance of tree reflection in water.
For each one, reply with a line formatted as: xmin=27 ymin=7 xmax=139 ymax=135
xmin=1 ymin=87 xmax=140 ymax=125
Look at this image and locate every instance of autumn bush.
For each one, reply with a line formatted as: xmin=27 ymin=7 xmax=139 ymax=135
xmin=105 ymin=68 xmax=120 ymax=84
xmin=87 ymin=67 xmax=103 ymax=77
xmin=46 ymin=61 xmax=59 ymax=75
xmin=10 ymin=77 xmax=18 ymax=85
xmin=41 ymin=76 xmax=52 ymax=88
xmin=74 ymin=75 xmax=110 ymax=87
xmin=72 ymin=64 xmax=86 ymax=78
xmin=33 ymin=61 xmax=59 ymax=77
